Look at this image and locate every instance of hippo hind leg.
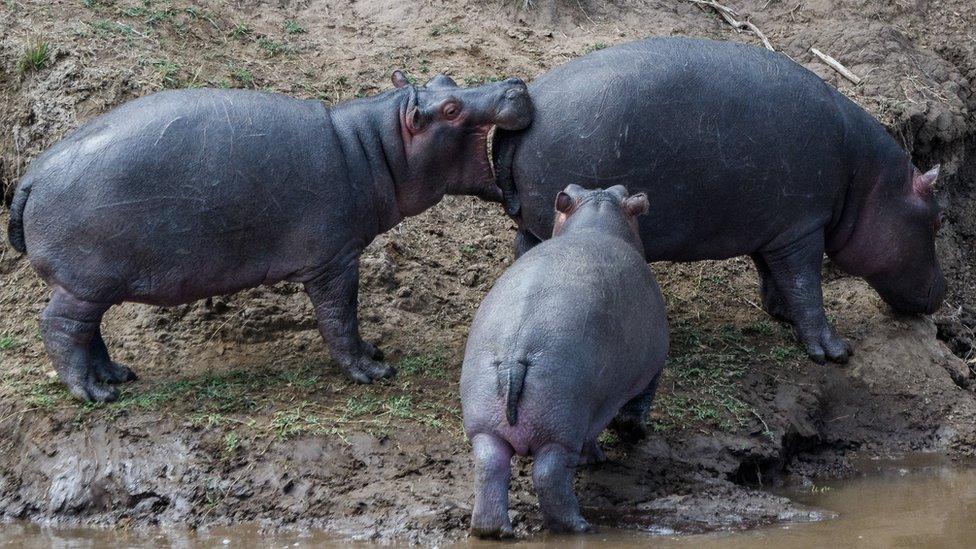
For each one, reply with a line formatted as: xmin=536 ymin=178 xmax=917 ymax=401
xmin=40 ymin=287 xmax=121 ymax=402
xmin=609 ymin=371 xmax=662 ymax=442
xmin=533 ymin=443 xmax=590 ymax=534
xmin=750 ymin=253 xmax=791 ymax=322
xmin=90 ymin=329 xmax=137 ymax=384
xmin=470 ymin=433 xmax=515 ymax=539
xmin=759 ymin=231 xmax=852 ymax=364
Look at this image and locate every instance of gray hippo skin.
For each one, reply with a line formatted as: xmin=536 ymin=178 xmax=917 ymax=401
xmin=461 ymin=185 xmax=668 ymax=537
xmin=496 ymin=37 xmax=945 ymax=367
xmin=7 ymin=71 xmax=532 ymax=402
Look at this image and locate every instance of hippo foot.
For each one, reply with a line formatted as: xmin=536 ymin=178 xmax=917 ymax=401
xmin=470 ymin=522 xmax=515 ymax=540
xmin=339 ymin=356 xmax=396 ymax=384
xmin=359 ymin=340 xmax=385 ymax=361
xmin=579 ymin=440 xmax=606 ymax=466
xmin=94 ymin=361 xmax=138 ymax=384
xmin=608 ymin=412 xmax=649 ymax=442
xmin=63 ymin=371 xmax=120 ymax=403
xmin=798 ymin=323 xmax=852 ymax=365
xmin=546 ymin=516 xmax=591 ymax=535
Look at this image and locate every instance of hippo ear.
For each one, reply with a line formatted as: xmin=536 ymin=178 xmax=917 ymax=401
xmin=624 ymin=193 xmax=650 ymax=217
xmin=913 ymin=165 xmax=939 ymax=196
xmin=392 ymin=70 xmax=410 ymax=89
xmin=562 ymin=183 xmax=586 ymax=198
xmin=607 ymin=185 xmax=629 ymax=199
xmin=425 ymin=74 xmax=459 ymax=89
xmin=555 ymin=191 xmax=575 ymax=214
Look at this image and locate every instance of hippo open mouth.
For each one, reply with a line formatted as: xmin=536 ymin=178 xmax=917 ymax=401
xmin=486 ymin=124 xmax=497 ymax=179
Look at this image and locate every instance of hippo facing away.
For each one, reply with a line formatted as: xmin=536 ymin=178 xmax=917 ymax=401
xmin=462 ymin=185 xmax=668 ymax=537
xmin=7 ymin=71 xmax=532 ymax=402
xmin=495 ymin=37 xmax=945 ymax=365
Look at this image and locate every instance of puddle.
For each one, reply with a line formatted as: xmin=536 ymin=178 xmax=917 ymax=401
xmin=3 ymin=456 xmax=975 ymax=548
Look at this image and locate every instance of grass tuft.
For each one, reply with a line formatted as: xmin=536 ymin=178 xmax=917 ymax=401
xmin=17 ymin=41 xmax=49 ymax=75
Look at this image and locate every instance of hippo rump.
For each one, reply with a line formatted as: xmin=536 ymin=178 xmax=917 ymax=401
xmin=7 ymin=72 xmax=532 ymax=402
xmin=461 ymin=185 xmax=668 ymax=537
xmin=494 ymin=37 xmax=945 ymax=365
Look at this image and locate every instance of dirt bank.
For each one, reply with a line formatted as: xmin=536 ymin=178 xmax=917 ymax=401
xmin=1 ymin=0 xmax=974 ymax=543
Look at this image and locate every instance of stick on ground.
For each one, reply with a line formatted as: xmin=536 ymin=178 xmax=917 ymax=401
xmin=810 ymin=47 xmax=862 ymax=85
xmin=687 ymin=0 xmax=775 ymax=51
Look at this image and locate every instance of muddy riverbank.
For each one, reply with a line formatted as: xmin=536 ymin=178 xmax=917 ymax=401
xmin=1 ymin=0 xmax=975 ymax=544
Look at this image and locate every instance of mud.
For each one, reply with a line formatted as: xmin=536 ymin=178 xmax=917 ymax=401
xmin=0 ymin=0 xmax=975 ymax=544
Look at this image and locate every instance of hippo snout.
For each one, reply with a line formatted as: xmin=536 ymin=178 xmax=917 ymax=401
xmin=494 ymin=80 xmax=533 ymax=131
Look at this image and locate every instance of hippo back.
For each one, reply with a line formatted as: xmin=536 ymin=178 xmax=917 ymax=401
xmin=501 ymin=37 xmax=898 ymax=262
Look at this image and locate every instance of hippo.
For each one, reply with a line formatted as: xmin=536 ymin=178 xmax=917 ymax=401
xmin=7 ymin=72 xmax=532 ymax=402
xmin=494 ymin=37 xmax=945 ymax=368
xmin=461 ymin=185 xmax=668 ymax=537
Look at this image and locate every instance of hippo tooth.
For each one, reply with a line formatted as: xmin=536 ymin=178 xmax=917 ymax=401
xmin=487 ymin=124 xmax=497 ymax=179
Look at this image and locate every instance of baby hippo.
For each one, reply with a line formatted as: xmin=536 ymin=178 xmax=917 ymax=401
xmin=461 ymin=184 xmax=669 ymax=537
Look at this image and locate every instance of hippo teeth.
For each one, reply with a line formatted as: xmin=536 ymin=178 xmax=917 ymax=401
xmin=486 ymin=124 xmax=497 ymax=179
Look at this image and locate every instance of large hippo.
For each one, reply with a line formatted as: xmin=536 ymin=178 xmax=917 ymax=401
xmin=461 ymin=185 xmax=668 ymax=537
xmin=7 ymin=72 xmax=532 ymax=402
xmin=494 ymin=37 xmax=945 ymax=366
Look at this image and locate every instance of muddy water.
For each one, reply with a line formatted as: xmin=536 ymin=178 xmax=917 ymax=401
xmin=2 ymin=457 xmax=974 ymax=548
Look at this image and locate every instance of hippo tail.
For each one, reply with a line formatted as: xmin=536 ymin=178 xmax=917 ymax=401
xmin=7 ymin=177 xmax=33 ymax=254
xmin=504 ymin=360 xmax=528 ymax=426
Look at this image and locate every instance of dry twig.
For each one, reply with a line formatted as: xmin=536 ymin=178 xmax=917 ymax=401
xmin=687 ymin=0 xmax=774 ymax=51
xmin=810 ymin=47 xmax=862 ymax=84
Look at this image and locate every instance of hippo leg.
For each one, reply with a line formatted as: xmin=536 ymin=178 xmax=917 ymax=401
xmin=760 ymin=232 xmax=852 ymax=364
xmin=470 ymin=433 xmax=515 ymax=539
xmin=579 ymin=440 xmax=606 ymax=466
xmin=357 ymin=338 xmax=385 ymax=361
xmin=750 ymin=253 xmax=790 ymax=322
xmin=532 ymin=443 xmax=590 ymax=534
xmin=40 ymin=287 xmax=119 ymax=402
xmin=609 ymin=371 xmax=662 ymax=441
xmin=90 ymin=329 xmax=138 ymax=384
xmin=513 ymin=229 xmax=541 ymax=259
xmin=304 ymin=253 xmax=395 ymax=383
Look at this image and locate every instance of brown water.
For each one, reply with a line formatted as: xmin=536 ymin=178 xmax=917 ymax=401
xmin=3 ymin=457 xmax=975 ymax=548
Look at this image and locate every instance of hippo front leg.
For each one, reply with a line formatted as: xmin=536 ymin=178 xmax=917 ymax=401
xmin=304 ymin=250 xmax=395 ymax=383
xmin=759 ymin=232 xmax=852 ymax=364
xmin=609 ymin=371 xmax=662 ymax=441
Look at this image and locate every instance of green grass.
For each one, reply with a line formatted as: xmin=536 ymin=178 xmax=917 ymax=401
xmin=397 ymin=353 xmax=450 ymax=379
xmin=152 ymin=59 xmax=181 ymax=88
xmin=229 ymin=66 xmax=254 ymax=88
xmin=257 ymin=37 xmax=284 ymax=57
xmin=584 ymin=42 xmax=609 ymax=54
xmin=90 ymin=19 xmax=135 ymax=36
xmin=430 ymin=24 xmax=461 ymax=37
xmin=17 ymin=41 xmax=49 ymax=75
xmin=282 ymin=20 xmax=305 ymax=34
xmin=462 ymin=75 xmax=505 ymax=87
xmin=119 ymin=2 xmax=176 ymax=27
xmin=223 ymin=431 xmax=240 ymax=454
xmin=230 ymin=21 xmax=251 ymax=39
xmin=649 ymin=320 xmax=763 ymax=433
xmin=0 ymin=337 xmax=20 ymax=351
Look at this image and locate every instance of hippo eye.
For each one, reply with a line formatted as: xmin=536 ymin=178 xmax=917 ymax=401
xmin=442 ymin=102 xmax=459 ymax=119
xmin=935 ymin=211 xmax=946 ymax=232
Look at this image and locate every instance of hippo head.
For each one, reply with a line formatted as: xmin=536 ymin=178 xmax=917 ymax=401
xmin=831 ymin=165 xmax=946 ymax=315
xmin=552 ymin=184 xmax=649 ymax=250
xmin=391 ymin=71 xmax=532 ymax=215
